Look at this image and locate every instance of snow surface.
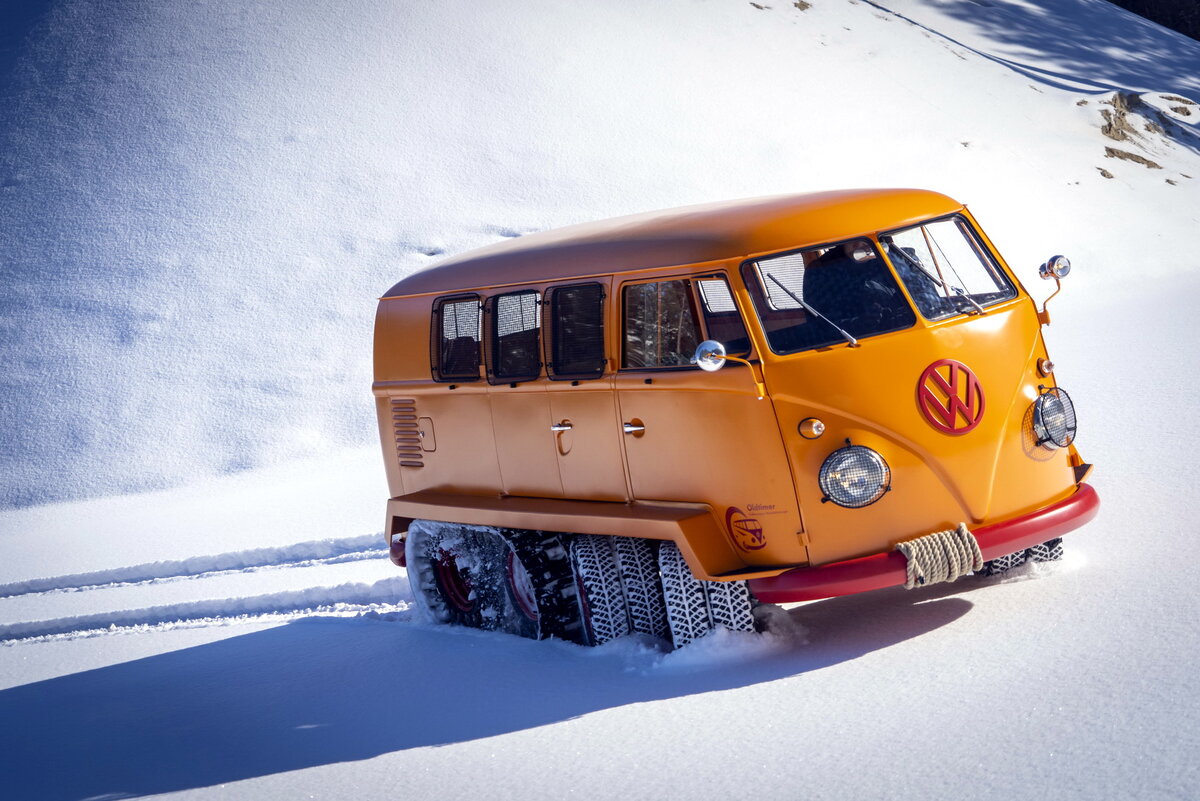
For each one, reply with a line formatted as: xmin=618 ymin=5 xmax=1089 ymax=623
xmin=2 ymin=0 xmax=1200 ymax=799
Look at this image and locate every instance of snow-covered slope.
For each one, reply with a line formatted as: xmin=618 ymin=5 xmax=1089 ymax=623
xmin=2 ymin=0 xmax=1198 ymax=509
xmin=2 ymin=1 xmax=1200 ymax=799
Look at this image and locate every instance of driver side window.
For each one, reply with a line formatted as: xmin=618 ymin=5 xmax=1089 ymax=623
xmin=622 ymin=279 xmax=701 ymax=369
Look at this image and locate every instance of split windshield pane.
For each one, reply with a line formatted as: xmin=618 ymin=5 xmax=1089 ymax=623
xmin=881 ymin=216 xmax=1016 ymax=320
xmin=742 ymin=239 xmax=915 ymax=354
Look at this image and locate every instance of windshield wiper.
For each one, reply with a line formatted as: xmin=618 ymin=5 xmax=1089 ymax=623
xmin=890 ymin=247 xmax=985 ymax=315
xmin=767 ymin=273 xmax=859 ymax=348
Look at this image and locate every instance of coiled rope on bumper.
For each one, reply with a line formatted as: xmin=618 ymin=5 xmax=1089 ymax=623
xmin=895 ymin=523 xmax=983 ymax=589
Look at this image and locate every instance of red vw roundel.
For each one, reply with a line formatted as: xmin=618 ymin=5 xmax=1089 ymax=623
xmin=917 ymin=359 xmax=986 ymax=435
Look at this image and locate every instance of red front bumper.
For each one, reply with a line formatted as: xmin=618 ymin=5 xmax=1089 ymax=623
xmin=748 ymin=483 xmax=1100 ymax=604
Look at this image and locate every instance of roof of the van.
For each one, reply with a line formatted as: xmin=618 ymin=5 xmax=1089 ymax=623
xmin=383 ymin=188 xmax=963 ymax=297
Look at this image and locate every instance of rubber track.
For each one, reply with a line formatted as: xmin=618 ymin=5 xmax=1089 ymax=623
xmin=658 ymin=542 xmax=712 ymax=648
xmin=1027 ymin=537 xmax=1064 ymax=563
xmin=504 ymin=531 xmax=587 ymax=644
xmin=978 ymin=549 xmax=1028 ymax=576
xmin=612 ymin=537 xmax=670 ymax=640
xmin=407 ymin=521 xmax=504 ymax=629
xmin=569 ymin=535 xmax=631 ymax=645
xmin=705 ymin=579 xmax=755 ymax=634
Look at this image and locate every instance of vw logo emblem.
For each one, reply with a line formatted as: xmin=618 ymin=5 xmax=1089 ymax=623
xmin=917 ymin=359 xmax=985 ymax=435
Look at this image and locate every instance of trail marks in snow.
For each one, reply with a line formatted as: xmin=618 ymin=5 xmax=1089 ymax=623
xmin=0 ymin=534 xmax=387 ymax=598
xmin=0 ymin=578 xmax=411 ymax=644
xmin=0 ymin=534 xmax=411 ymax=645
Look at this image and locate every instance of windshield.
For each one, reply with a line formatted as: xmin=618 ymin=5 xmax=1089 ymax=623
xmin=741 ymin=239 xmax=915 ymax=354
xmin=881 ymin=216 xmax=1016 ymax=320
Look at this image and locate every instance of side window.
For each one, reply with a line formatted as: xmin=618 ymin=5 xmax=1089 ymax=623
xmin=487 ymin=290 xmax=542 ymax=383
xmin=431 ymin=295 xmax=482 ymax=382
xmin=545 ymin=283 xmax=606 ymax=380
xmin=695 ymin=277 xmax=751 ymax=357
xmin=622 ymin=279 xmax=702 ymax=369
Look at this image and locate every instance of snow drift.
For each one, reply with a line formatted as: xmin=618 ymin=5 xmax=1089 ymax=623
xmin=2 ymin=0 xmax=1198 ymax=508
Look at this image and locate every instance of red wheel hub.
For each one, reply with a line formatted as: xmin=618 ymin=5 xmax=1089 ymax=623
xmin=435 ymin=550 xmax=474 ymax=612
xmin=507 ymin=551 xmax=539 ymax=622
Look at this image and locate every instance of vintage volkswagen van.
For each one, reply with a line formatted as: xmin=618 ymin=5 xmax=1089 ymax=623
xmin=373 ymin=189 xmax=1099 ymax=648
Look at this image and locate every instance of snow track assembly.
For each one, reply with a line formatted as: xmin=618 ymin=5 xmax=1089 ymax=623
xmin=372 ymin=189 xmax=1099 ymax=649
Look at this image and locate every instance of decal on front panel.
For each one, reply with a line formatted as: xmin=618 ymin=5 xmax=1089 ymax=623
xmin=725 ymin=507 xmax=767 ymax=552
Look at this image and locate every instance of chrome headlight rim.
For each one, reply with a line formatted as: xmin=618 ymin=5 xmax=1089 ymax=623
xmin=819 ymin=445 xmax=891 ymax=509
xmin=1032 ymin=386 xmax=1077 ymax=449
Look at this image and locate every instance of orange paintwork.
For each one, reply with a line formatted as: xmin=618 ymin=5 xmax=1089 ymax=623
xmin=373 ymin=189 xmax=1089 ymax=582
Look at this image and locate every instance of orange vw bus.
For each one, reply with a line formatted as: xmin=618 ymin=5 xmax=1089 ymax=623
xmin=373 ymin=189 xmax=1099 ymax=648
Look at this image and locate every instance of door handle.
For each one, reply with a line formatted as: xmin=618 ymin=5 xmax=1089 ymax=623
xmin=551 ymin=422 xmax=573 ymax=432
xmin=622 ymin=422 xmax=645 ymax=435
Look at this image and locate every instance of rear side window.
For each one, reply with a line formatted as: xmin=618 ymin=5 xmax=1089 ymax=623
xmin=487 ymin=290 xmax=542 ymax=383
xmin=545 ymin=283 xmax=606 ymax=380
xmin=431 ymin=295 xmax=482 ymax=382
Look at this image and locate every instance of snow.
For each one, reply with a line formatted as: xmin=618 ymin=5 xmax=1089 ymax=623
xmin=2 ymin=0 xmax=1200 ymax=799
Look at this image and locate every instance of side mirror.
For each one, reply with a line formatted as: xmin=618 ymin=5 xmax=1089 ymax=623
xmin=693 ymin=340 xmax=727 ymax=372
xmin=1036 ymin=255 xmax=1071 ymax=326
xmin=691 ymin=340 xmax=767 ymax=399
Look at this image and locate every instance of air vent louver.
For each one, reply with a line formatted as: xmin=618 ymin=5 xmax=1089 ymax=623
xmin=391 ymin=398 xmax=424 ymax=468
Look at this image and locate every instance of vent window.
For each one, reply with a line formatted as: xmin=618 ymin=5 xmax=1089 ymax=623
xmin=696 ymin=277 xmax=751 ymax=357
xmin=546 ymin=283 xmax=606 ymax=380
xmin=431 ymin=295 xmax=481 ymax=382
xmin=487 ymin=290 xmax=542 ymax=383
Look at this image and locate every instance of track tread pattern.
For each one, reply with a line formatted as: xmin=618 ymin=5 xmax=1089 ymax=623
xmin=612 ymin=537 xmax=670 ymax=640
xmin=706 ymin=579 xmax=756 ymax=633
xmin=569 ymin=535 xmax=631 ymax=645
xmin=658 ymin=542 xmax=714 ymax=648
xmin=979 ymin=549 xmax=1029 ymax=576
xmin=1027 ymin=537 xmax=1064 ymax=563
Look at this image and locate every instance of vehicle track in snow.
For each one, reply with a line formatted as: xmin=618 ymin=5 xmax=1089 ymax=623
xmin=0 ymin=535 xmax=412 ymax=645
xmin=0 ymin=534 xmax=388 ymax=598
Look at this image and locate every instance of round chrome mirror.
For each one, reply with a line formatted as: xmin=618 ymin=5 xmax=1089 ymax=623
xmin=693 ymin=340 xmax=727 ymax=372
xmin=1039 ymin=255 xmax=1071 ymax=280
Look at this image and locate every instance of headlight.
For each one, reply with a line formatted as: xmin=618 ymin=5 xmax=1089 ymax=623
xmin=1032 ymin=387 xmax=1077 ymax=448
xmin=819 ymin=445 xmax=891 ymax=508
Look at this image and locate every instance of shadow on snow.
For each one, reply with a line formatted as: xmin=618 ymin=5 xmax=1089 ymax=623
xmin=0 ymin=581 xmax=985 ymax=800
xmin=865 ymin=0 xmax=1200 ymax=99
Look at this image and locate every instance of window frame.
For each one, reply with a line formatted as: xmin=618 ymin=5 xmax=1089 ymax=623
xmin=693 ymin=273 xmax=753 ymax=359
xmin=430 ymin=293 xmax=483 ymax=383
xmin=543 ymin=281 xmax=608 ymax=382
xmin=739 ymin=236 xmax=917 ymax=356
xmin=880 ymin=213 xmax=1018 ymax=321
xmin=484 ymin=289 xmax=543 ymax=385
xmin=618 ymin=272 xmax=753 ymax=372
